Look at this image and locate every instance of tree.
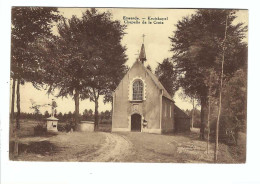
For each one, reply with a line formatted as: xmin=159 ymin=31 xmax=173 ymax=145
xmin=155 ymin=58 xmax=178 ymax=97
xmin=146 ymin=65 xmax=152 ymax=72
xmin=104 ymin=110 xmax=111 ymax=120
xmin=11 ymin=7 xmax=60 ymax=130
xmin=191 ymin=97 xmax=197 ymax=129
xmin=10 ymin=79 xmax=16 ymax=121
xmin=178 ymin=91 xmax=199 ymax=129
xmin=41 ymin=15 xmax=91 ymax=126
xmin=185 ymin=108 xmax=201 ymax=128
xmin=169 ymin=10 xmax=247 ymax=139
xmin=30 ymin=99 xmax=41 ymax=120
xmin=83 ymin=109 xmax=93 ymax=120
xmin=214 ymin=14 xmax=229 ymax=161
xmin=83 ymin=109 xmax=89 ymax=119
xmin=218 ymin=67 xmax=247 ymax=143
xmin=57 ymin=112 xmax=63 ymax=120
xmin=44 ymin=111 xmax=50 ymax=118
xmin=79 ymin=9 xmax=127 ymax=130
xmin=67 ymin=111 xmax=73 ymax=120
xmin=30 ymin=99 xmax=41 ymax=114
xmin=43 ymin=9 xmax=127 ymax=130
xmin=88 ymin=109 xmax=93 ymax=118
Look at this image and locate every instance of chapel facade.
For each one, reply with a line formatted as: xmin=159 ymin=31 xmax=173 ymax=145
xmin=112 ymin=43 xmax=175 ymax=134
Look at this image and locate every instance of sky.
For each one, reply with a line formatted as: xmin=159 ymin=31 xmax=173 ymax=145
xmin=11 ymin=8 xmax=248 ymax=115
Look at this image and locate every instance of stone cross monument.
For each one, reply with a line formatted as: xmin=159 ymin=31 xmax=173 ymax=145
xmin=46 ymin=99 xmax=59 ymax=132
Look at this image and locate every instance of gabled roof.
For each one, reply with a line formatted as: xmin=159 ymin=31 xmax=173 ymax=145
xmin=174 ymin=105 xmax=190 ymax=119
xmin=138 ymin=61 xmax=174 ymax=102
xmin=114 ymin=60 xmax=174 ymax=102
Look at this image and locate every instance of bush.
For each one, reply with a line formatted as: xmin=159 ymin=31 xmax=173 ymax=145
xmin=34 ymin=124 xmax=47 ymax=136
xmin=100 ymin=119 xmax=112 ymax=124
xmin=57 ymin=124 xmax=66 ymax=132
xmin=210 ymin=115 xmax=239 ymax=145
xmin=57 ymin=122 xmax=75 ymax=132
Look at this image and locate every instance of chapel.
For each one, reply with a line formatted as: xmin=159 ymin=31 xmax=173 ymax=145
xmin=112 ymin=42 xmax=181 ymax=134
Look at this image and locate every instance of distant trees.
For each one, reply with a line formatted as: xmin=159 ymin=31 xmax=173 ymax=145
xmin=169 ymin=10 xmax=247 ymax=140
xmin=213 ymin=67 xmax=247 ymax=142
xmin=30 ymin=99 xmax=41 ymax=117
xmin=17 ymin=109 xmax=112 ymax=124
xmin=100 ymin=110 xmax=112 ymax=121
xmin=57 ymin=112 xmax=63 ymax=120
xmin=146 ymin=65 xmax=152 ymax=72
xmin=185 ymin=108 xmax=201 ymax=128
xmin=83 ymin=109 xmax=94 ymax=120
xmin=44 ymin=111 xmax=50 ymax=118
xmin=155 ymin=58 xmax=178 ymax=97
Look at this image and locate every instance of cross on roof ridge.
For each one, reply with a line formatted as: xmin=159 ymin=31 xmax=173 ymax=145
xmin=142 ymin=34 xmax=146 ymax=44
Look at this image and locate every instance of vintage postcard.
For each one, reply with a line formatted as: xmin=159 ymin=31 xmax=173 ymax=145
xmin=9 ymin=7 xmax=248 ymax=163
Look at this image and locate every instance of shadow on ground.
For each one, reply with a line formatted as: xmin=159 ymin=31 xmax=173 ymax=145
xmin=10 ymin=140 xmax=61 ymax=156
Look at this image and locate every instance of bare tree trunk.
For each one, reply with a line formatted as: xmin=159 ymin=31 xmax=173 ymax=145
xmin=207 ymin=73 xmax=212 ymax=154
xmin=214 ymin=15 xmax=228 ymax=162
xmin=13 ymin=128 xmax=19 ymax=157
xmin=200 ymin=96 xmax=207 ymax=140
xmin=74 ymin=89 xmax=80 ymax=128
xmin=191 ymin=98 xmax=195 ymax=129
xmin=91 ymin=88 xmax=100 ymax=131
xmin=111 ymin=98 xmax=113 ymax=115
xmin=16 ymin=78 xmax=20 ymax=130
xmin=94 ymin=99 xmax=99 ymax=131
xmin=11 ymin=78 xmax=16 ymax=121
xmin=13 ymin=77 xmax=20 ymax=157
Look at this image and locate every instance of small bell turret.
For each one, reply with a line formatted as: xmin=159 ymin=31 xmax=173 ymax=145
xmin=139 ymin=34 xmax=147 ymax=64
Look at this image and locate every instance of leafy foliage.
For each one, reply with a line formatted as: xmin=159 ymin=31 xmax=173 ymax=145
xmin=79 ymin=9 xmax=128 ymax=102
xmin=44 ymin=111 xmax=50 ymax=118
xmin=16 ymin=110 xmax=111 ymax=123
xmin=185 ymin=108 xmax=201 ymax=128
xmin=222 ymin=68 xmax=247 ymax=132
xmin=169 ymin=10 xmax=248 ymax=138
xmin=78 ymin=9 xmax=127 ymax=128
xmin=155 ymin=58 xmax=178 ymax=97
xmin=210 ymin=67 xmax=247 ymax=143
xmin=82 ymin=109 xmax=94 ymax=120
xmin=170 ymin=10 xmax=247 ymax=99
xmin=11 ymin=7 xmax=61 ymax=130
xmin=40 ymin=9 xmax=127 ymax=128
xmin=11 ymin=7 xmax=60 ymax=85
xmin=30 ymin=99 xmax=41 ymax=115
xmin=34 ymin=123 xmax=47 ymax=136
xmin=146 ymin=65 xmax=152 ymax=72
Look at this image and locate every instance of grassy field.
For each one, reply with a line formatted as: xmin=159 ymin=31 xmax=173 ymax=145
xmin=10 ymin=119 xmax=106 ymax=161
xmin=117 ymin=130 xmax=241 ymax=163
xmin=9 ymin=119 xmax=107 ymax=161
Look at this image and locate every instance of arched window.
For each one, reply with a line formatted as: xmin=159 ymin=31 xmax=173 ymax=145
xmin=132 ymin=80 xmax=143 ymax=101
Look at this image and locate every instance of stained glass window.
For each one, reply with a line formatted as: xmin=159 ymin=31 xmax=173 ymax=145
xmin=133 ymin=80 xmax=143 ymax=101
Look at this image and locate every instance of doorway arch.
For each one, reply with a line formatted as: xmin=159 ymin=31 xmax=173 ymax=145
xmin=131 ymin=113 xmax=142 ymax=132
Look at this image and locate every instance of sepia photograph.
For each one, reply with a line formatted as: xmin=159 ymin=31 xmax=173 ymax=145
xmin=8 ymin=7 xmax=248 ymax=163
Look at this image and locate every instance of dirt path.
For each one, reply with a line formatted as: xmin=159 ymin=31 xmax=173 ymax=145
xmin=11 ymin=129 xmax=241 ymax=163
xmin=80 ymin=132 xmax=133 ymax=162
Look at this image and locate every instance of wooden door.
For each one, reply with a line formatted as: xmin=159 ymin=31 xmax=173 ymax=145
xmin=131 ymin=114 xmax=141 ymax=132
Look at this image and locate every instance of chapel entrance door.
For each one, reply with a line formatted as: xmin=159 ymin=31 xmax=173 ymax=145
xmin=131 ymin=114 xmax=141 ymax=132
